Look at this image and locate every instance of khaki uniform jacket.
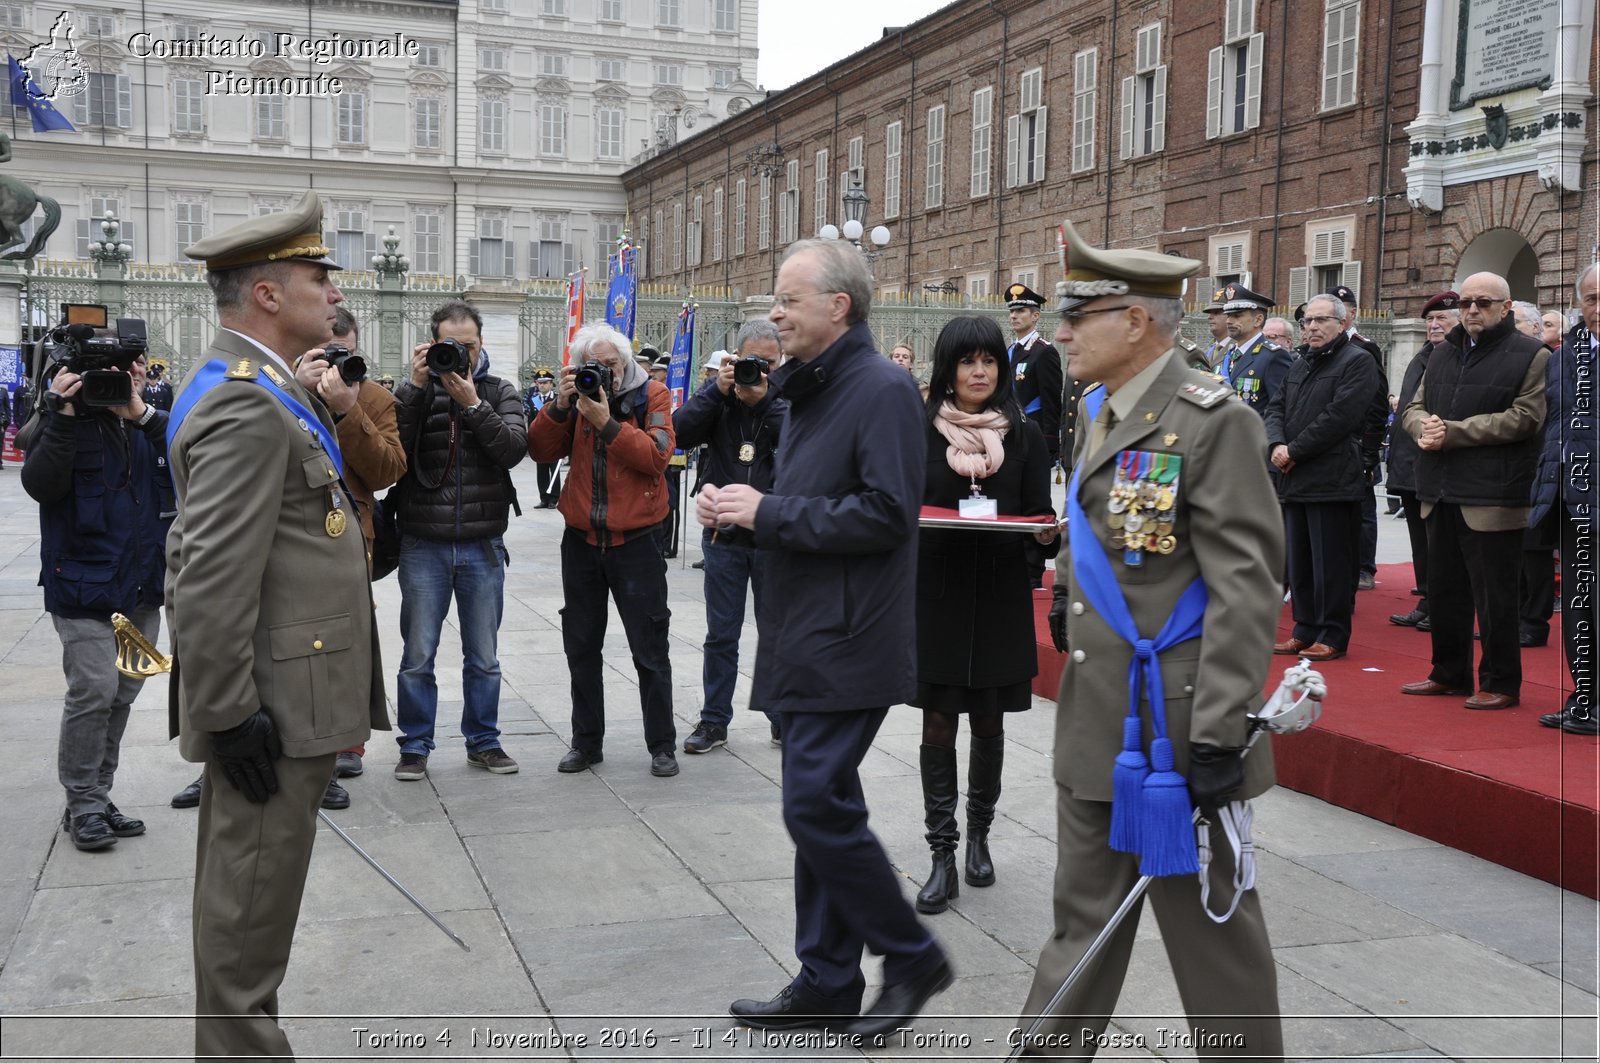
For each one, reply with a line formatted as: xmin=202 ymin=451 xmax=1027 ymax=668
xmin=165 ymin=329 xmax=388 ymax=762
xmin=1055 ymin=352 xmax=1283 ymax=801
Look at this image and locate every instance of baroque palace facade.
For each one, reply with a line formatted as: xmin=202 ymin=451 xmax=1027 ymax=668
xmin=623 ymin=0 xmax=1596 ymax=324
xmin=0 ymin=0 xmax=758 ymax=281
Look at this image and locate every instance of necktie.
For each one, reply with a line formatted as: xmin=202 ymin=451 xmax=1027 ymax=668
xmin=1090 ymin=402 xmax=1117 ymax=462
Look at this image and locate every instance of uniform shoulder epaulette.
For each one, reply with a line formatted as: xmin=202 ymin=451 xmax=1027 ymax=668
xmin=1176 ymin=374 xmax=1233 ymax=408
xmin=223 ymin=358 xmax=259 ymax=381
xmin=1179 ymin=337 xmax=1200 ymax=353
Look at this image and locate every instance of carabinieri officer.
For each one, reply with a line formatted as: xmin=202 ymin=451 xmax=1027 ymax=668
xmin=1219 ymin=283 xmax=1293 ymax=418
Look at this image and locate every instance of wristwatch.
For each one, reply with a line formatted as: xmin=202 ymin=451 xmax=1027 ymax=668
xmin=136 ymin=405 xmax=157 ymax=426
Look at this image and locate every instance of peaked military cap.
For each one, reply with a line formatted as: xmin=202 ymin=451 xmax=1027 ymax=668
xmin=183 ymin=189 xmax=340 ymax=272
xmin=1053 ymin=219 xmax=1201 ymax=313
xmin=534 ymin=369 xmax=555 ymax=381
xmin=1202 ymin=287 xmax=1229 ymax=313
xmin=1222 ymin=282 xmax=1274 ymax=313
xmin=1421 ymin=290 xmax=1460 ymax=316
xmin=651 ymin=354 xmax=672 ymax=370
xmin=1005 ymin=282 xmax=1046 ymax=310
xmin=1293 ymin=302 xmax=1308 ymax=323
xmin=1326 ymin=283 xmax=1358 ymax=307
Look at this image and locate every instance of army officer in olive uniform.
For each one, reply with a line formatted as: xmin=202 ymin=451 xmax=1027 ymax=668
xmin=1219 ymin=283 xmax=1293 ymax=418
xmin=1018 ymin=221 xmax=1284 ymax=1059
xmin=165 ymin=190 xmax=387 ymax=1060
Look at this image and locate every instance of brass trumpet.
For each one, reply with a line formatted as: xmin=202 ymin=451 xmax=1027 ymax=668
xmin=112 ymin=613 xmax=172 ymax=678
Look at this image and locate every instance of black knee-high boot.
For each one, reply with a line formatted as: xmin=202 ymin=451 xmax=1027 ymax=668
xmin=915 ymin=744 xmax=960 ymax=914
xmin=965 ymin=733 xmax=1004 ymax=887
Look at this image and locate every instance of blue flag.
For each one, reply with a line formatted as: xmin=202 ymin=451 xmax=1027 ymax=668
xmin=7 ymin=54 xmax=75 ymax=132
xmin=667 ymin=303 xmax=694 ymax=410
xmin=604 ymin=244 xmax=636 ymax=340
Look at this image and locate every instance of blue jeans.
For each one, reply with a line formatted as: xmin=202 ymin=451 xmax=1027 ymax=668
xmin=700 ymin=528 xmax=774 ymax=727
xmin=396 ymin=535 xmax=507 ymax=757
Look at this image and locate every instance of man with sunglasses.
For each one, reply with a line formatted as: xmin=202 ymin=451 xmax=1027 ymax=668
xmin=1400 ymin=273 xmax=1550 ymax=710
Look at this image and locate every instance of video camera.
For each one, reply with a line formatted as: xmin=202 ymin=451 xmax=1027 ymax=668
xmin=47 ymin=303 xmax=148 ymax=409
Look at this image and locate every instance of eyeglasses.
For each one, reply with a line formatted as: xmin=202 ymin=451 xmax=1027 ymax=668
xmin=1459 ymin=297 xmax=1505 ymax=310
xmin=772 ymin=290 xmax=837 ymax=312
xmin=1059 ymin=304 xmax=1133 ymax=324
xmin=1301 ymin=315 xmax=1342 ymax=326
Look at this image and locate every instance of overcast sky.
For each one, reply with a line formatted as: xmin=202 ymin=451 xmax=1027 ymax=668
xmin=758 ymin=0 xmax=954 ymax=92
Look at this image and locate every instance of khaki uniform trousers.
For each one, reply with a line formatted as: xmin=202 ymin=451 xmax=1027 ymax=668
xmin=193 ymin=751 xmax=334 ymax=1061
xmin=1019 ymin=786 xmax=1283 ymax=1061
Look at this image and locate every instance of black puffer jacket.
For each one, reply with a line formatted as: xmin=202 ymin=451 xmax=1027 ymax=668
xmin=394 ymin=351 xmax=527 ymax=541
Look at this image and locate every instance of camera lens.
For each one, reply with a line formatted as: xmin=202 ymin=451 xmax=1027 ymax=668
xmin=573 ymin=363 xmax=604 ymax=397
xmin=733 ymin=357 xmax=766 ymax=387
xmin=426 ymin=339 xmax=471 ymax=376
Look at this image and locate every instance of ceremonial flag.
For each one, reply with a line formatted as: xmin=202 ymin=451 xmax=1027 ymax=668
xmin=605 ymin=237 xmax=636 ymax=340
xmin=667 ymin=303 xmax=695 ymax=411
xmin=7 ymin=55 xmax=74 ymax=132
xmin=561 ymin=267 xmax=586 ymax=367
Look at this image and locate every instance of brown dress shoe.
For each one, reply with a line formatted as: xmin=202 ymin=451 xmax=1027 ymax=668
xmin=1300 ymin=643 xmax=1346 ymax=661
xmin=1464 ymin=692 xmax=1518 ymax=710
xmin=1273 ymin=637 xmax=1310 ymax=655
xmin=1401 ymin=679 xmax=1471 ymax=696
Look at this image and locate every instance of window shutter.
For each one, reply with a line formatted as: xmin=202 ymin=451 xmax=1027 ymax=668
xmin=468 ymin=238 xmax=480 ymax=276
xmin=117 ymin=75 xmax=132 ymax=128
xmin=1341 ymin=261 xmax=1361 ymax=302
xmin=1031 ymin=105 xmax=1047 ymax=183
xmin=504 ymin=241 xmax=516 ymax=277
xmin=564 ymin=241 xmax=576 ymax=275
xmin=1005 ymin=113 xmax=1020 ymax=188
xmin=1288 ymin=266 xmax=1310 ymax=309
xmin=1193 ymin=276 xmax=1214 ymax=306
xmin=1150 ymin=67 xmax=1167 ymax=153
xmin=1206 ymin=47 xmax=1223 ymax=140
xmin=1120 ymin=76 xmax=1135 ymax=160
xmin=1244 ymin=33 xmax=1264 ymax=130
xmin=1137 ymin=24 xmax=1161 ymax=72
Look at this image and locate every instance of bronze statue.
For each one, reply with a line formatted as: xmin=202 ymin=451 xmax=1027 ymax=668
xmin=0 ymin=133 xmax=61 ymax=260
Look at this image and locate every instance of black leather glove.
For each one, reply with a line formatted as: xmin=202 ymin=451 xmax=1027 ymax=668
xmin=1048 ymin=593 xmax=1070 ymax=654
xmin=1187 ymin=742 xmax=1245 ymax=817
xmin=210 ymin=709 xmax=283 ymax=804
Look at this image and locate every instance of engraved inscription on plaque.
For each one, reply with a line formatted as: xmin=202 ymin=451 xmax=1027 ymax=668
xmin=1451 ymin=0 xmax=1562 ymax=110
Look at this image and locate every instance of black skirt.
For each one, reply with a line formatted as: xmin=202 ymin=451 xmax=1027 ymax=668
xmin=911 ymin=678 xmax=1035 ymax=715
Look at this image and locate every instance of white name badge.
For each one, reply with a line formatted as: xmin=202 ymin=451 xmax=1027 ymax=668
xmin=959 ymin=495 xmax=998 ymax=518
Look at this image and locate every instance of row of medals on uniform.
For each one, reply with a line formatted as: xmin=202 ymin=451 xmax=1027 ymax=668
xmin=1107 ymin=450 xmax=1179 ymax=566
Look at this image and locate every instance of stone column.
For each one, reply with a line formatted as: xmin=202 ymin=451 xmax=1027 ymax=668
xmin=1387 ymin=318 xmax=1427 ymax=395
xmin=465 ymin=284 xmax=526 ymax=383
xmin=1537 ymin=0 xmax=1592 ymax=193
xmin=1404 ymin=0 xmax=1448 ymax=213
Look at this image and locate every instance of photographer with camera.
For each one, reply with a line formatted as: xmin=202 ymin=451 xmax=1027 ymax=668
xmin=528 ymin=322 xmax=680 ymax=777
xmin=22 ymin=323 xmax=172 ymax=851
xmin=390 ymin=300 xmax=526 ymax=782
xmin=673 ymin=320 xmax=788 ymax=753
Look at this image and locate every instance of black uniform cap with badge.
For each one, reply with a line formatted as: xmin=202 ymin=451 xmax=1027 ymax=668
xmin=1006 ymin=282 xmax=1046 ymax=312
xmin=1053 ymin=219 xmax=1205 ymax=568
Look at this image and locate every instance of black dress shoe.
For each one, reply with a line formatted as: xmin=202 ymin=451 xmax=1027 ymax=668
xmin=1520 ymin=631 xmax=1548 ymax=648
xmin=729 ymin=985 xmax=858 ymax=1031
xmin=1562 ymin=713 xmax=1600 ymax=736
xmin=848 ymin=957 xmax=955 ymax=1040
xmin=321 ymin=778 xmax=351 ymax=810
xmin=171 ymin=777 xmax=203 ymax=809
xmin=1389 ymin=608 xmax=1427 ymax=627
xmin=557 ymin=747 xmax=603 ymax=773
xmin=1540 ymin=707 xmax=1572 ymax=728
xmin=62 ymin=809 xmax=118 ymax=851
xmin=103 ymin=802 xmax=145 ymax=837
xmin=651 ymin=751 xmax=680 ymax=777
xmin=1415 ymin=616 xmax=1431 ymax=632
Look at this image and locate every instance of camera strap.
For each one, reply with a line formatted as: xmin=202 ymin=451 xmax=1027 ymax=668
xmin=168 ymin=358 xmax=345 ymax=480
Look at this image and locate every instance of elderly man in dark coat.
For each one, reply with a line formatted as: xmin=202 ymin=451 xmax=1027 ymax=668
xmin=700 ymin=239 xmax=951 ymax=1038
xmin=1265 ymin=293 xmax=1384 ymax=660
xmin=1400 ymin=271 xmax=1550 ymax=710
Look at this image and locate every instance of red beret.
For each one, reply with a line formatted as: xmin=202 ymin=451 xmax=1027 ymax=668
xmin=1421 ymin=291 xmax=1460 ymax=316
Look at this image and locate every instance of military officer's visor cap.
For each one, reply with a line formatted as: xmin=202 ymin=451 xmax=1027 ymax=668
xmin=1202 ymin=288 xmax=1228 ymax=313
xmin=1221 ymin=283 xmax=1275 ymax=314
xmin=184 ymin=189 xmax=340 ymax=272
xmin=1054 ymin=219 xmax=1201 ymax=314
xmin=1005 ymin=283 xmax=1046 ymax=311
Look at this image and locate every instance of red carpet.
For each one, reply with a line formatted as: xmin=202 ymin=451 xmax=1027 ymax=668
xmin=1033 ymin=564 xmax=1600 ymax=898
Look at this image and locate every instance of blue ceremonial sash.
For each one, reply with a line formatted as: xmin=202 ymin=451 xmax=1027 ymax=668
xmin=1067 ymin=458 xmax=1205 ymax=876
xmin=168 ymin=358 xmax=345 ymax=480
xmin=1010 ymin=340 xmax=1042 ymax=415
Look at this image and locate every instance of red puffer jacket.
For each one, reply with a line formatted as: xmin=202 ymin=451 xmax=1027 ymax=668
xmin=527 ymin=378 xmax=674 ymax=547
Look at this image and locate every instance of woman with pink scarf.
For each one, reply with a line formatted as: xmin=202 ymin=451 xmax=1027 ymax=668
xmin=911 ymin=315 xmax=1057 ymax=914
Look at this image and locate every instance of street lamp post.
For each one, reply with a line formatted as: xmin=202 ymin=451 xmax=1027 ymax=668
xmin=818 ymin=178 xmax=890 ymax=260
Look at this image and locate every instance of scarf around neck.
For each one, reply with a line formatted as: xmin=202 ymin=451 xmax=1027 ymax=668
xmin=933 ymin=401 xmax=1011 ymax=480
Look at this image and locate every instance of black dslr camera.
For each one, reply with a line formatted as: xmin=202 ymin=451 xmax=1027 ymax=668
xmin=426 ymin=337 xmax=472 ymax=377
xmin=321 ymin=343 xmax=367 ymax=385
xmin=733 ymin=355 xmax=769 ymax=388
xmin=47 ymin=303 xmax=147 ymax=409
xmin=573 ymin=361 xmax=609 ymax=399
